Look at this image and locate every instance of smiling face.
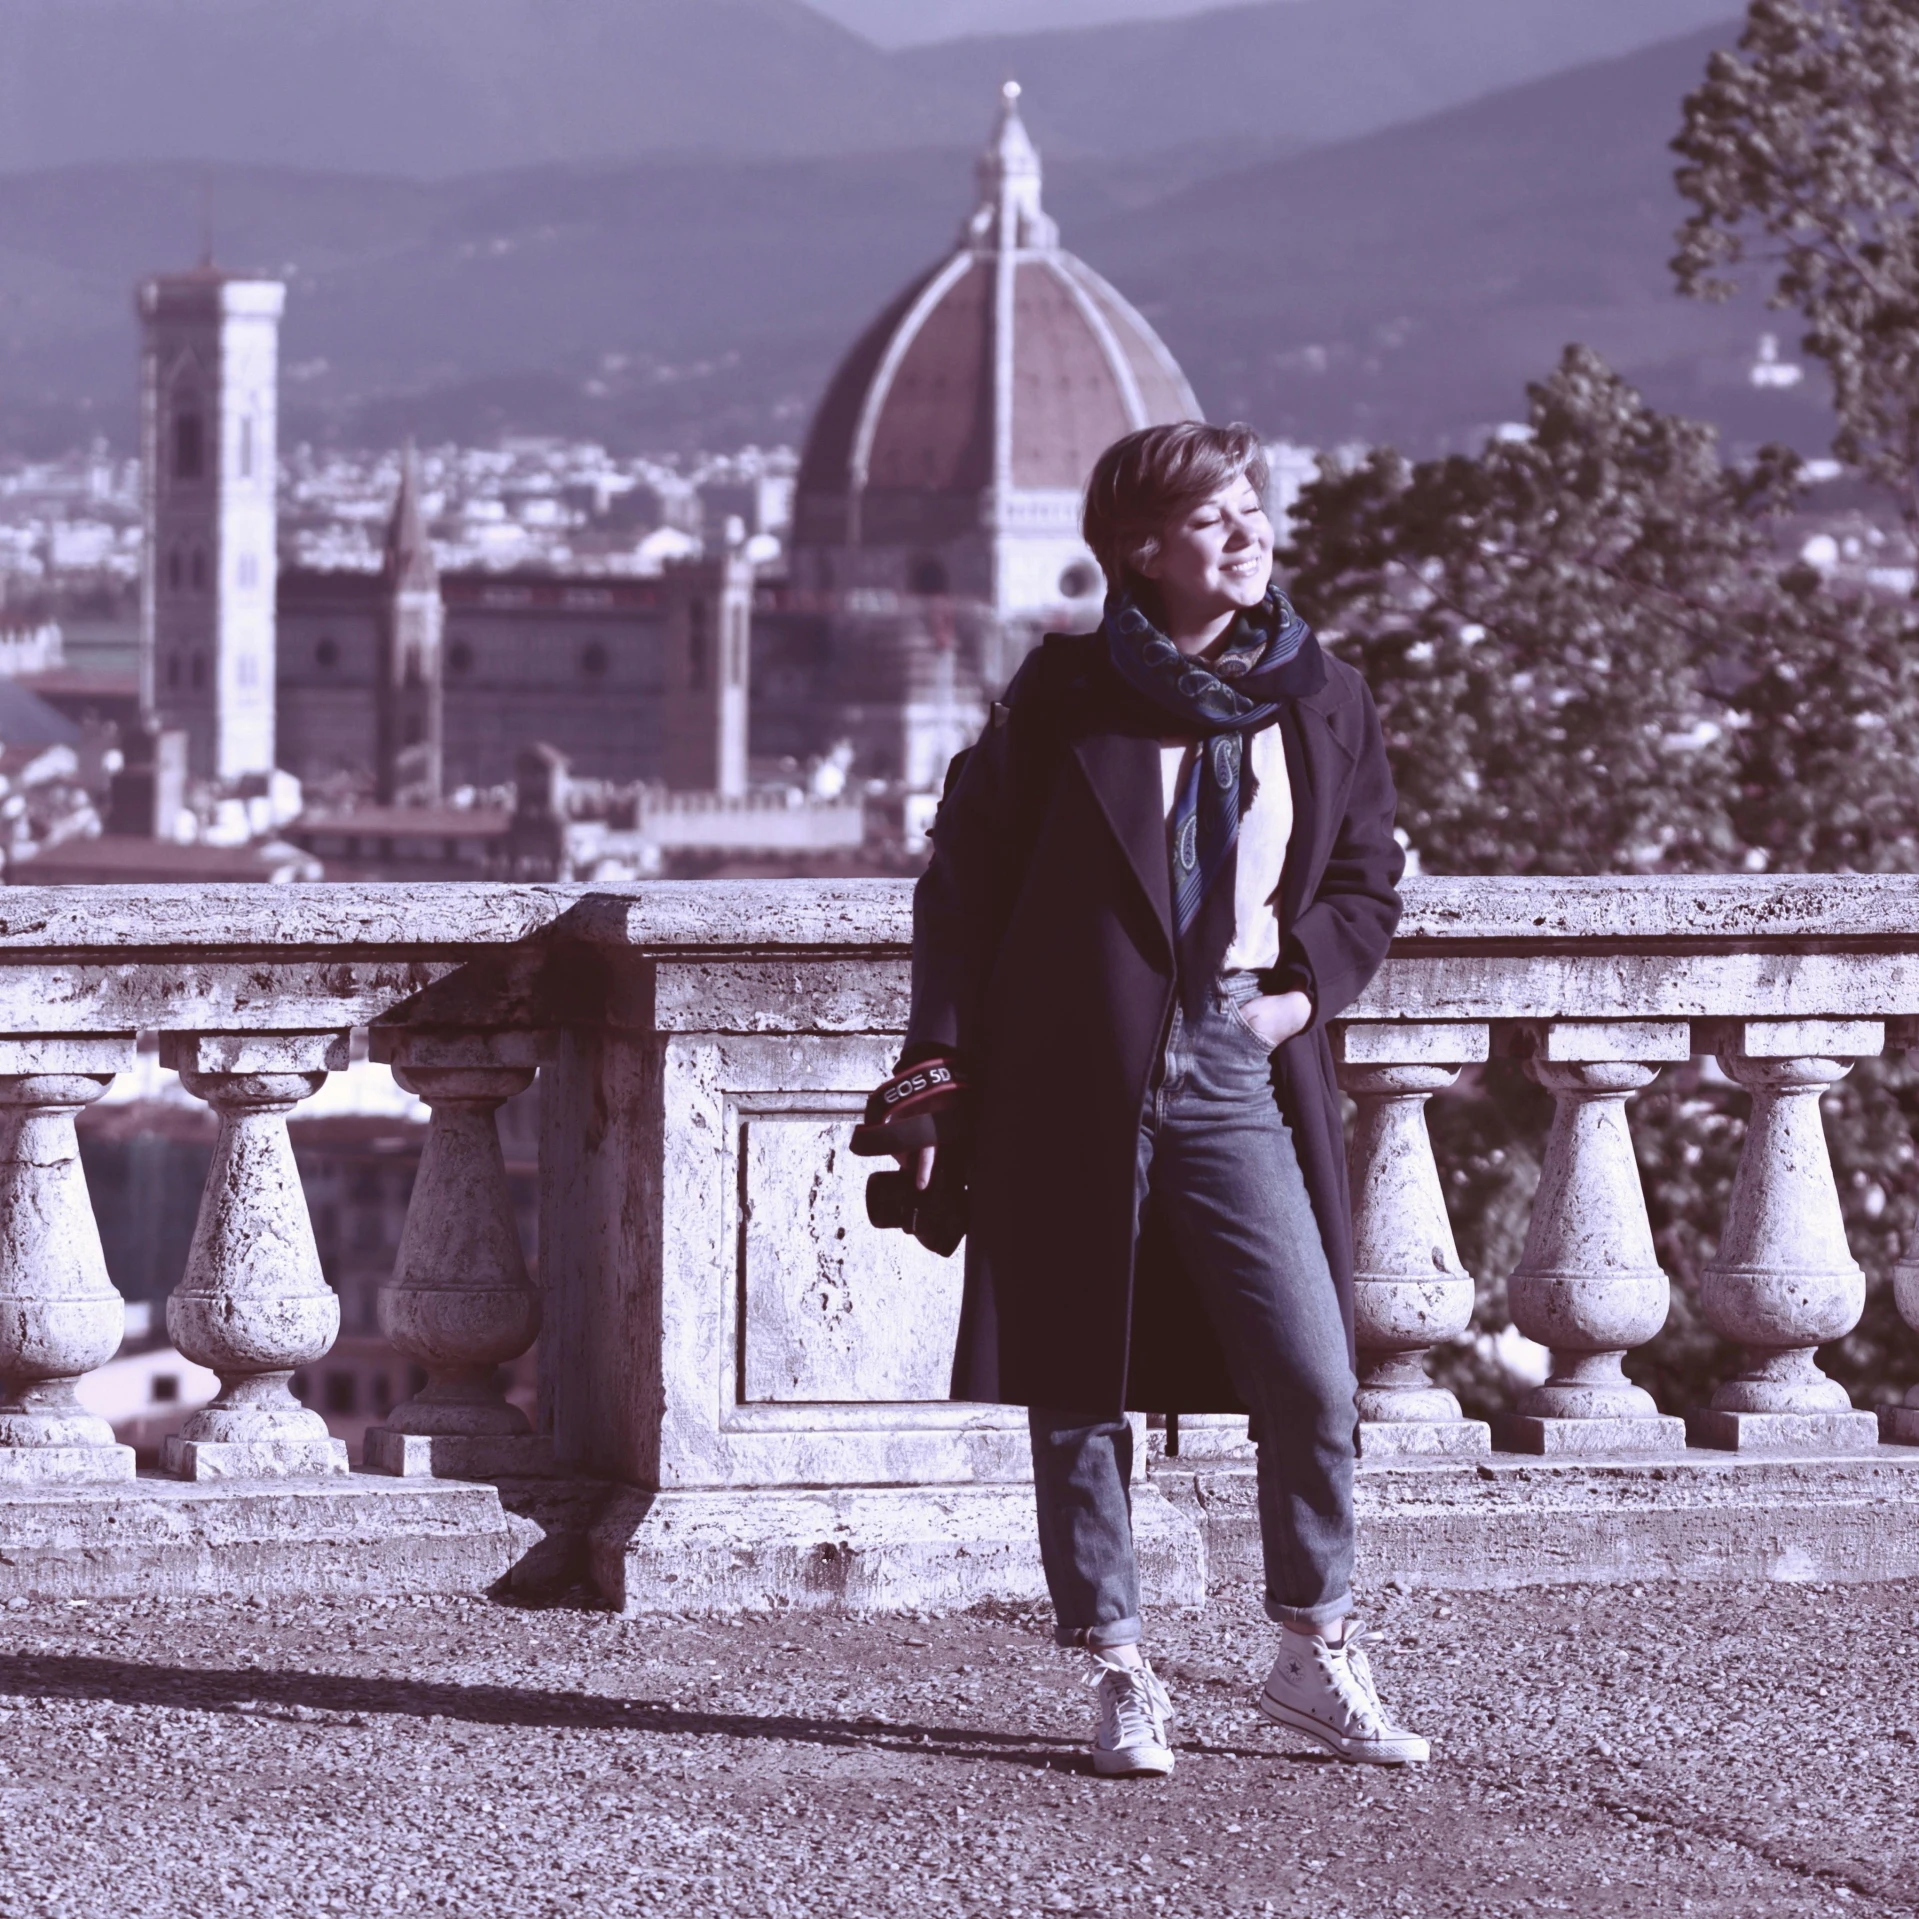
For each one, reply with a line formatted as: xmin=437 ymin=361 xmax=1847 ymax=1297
xmin=1135 ymin=472 xmax=1274 ymax=647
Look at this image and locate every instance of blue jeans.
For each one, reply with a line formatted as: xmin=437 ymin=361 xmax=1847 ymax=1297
xmin=1028 ymin=973 xmax=1357 ymax=1645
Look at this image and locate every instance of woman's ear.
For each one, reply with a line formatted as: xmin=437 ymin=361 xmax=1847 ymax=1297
xmin=1130 ymin=541 xmax=1163 ymax=583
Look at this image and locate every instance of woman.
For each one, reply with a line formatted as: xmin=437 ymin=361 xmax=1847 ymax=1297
xmin=889 ymin=421 xmax=1423 ymax=1777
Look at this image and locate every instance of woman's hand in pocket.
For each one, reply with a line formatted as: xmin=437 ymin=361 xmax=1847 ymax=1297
xmin=1239 ymin=990 xmax=1313 ymax=1050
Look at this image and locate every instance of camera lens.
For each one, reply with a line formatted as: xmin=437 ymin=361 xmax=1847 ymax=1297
xmin=865 ymin=1170 xmax=918 ymax=1232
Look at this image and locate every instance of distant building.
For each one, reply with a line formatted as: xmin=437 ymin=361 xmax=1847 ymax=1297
xmin=766 ymin=81 xmax=1202 ymax=790
xmin=375 ymin=449 xmax=444 ymax=803
xmin=1751 ymin=333 xmax=1806 ymax=391
xmin=278 ymin=530 xmax=751 ymax=795
xmin=661 ymin=547 xmax=753 ymax=797
xmin=791 ymin=81 xmax=1199 ymax=623
xmin=148 ymin=86 xmax=1203 ymax=838
xmin=137 ymin=272 xmax=285 ymax=781
xmin=1264 ymin=441 xmax=1321 ymax=542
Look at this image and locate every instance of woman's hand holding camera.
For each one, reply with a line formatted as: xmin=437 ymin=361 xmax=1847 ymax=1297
xmin=1239 ymin=989 xmax=1313 ymax=1050
xmin=850 ymin=1054 xmax=970 ymax=1253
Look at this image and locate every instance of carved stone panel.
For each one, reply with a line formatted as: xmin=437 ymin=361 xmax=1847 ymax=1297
xmin=738 ymin=1105 xmax=960 ymax=1404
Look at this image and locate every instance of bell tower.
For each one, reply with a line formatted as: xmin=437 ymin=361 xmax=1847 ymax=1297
xmin=375 ymin=448 xmax=444 ymax=804
xmin=138 ymin=272 xmax=285 ymax=781
xmin=661 ymin=547 xmax=753 ymax=796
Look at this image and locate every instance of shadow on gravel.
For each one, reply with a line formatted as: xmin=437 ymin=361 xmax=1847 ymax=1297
xmin=0 ymin=1652 xmax=1209 ymax=1771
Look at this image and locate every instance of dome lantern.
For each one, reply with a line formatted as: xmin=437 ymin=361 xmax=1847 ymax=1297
xmin=966 ymin=80 xmax=1057 ymax=255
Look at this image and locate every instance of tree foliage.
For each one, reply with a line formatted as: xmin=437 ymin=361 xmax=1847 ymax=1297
xmin=1288 ymin=345 xmax=1789 ymax=876
xmin=1274 ymin=2 xmax=1919 ymax=1418
xmin=1674 ymin=0 xmax=1919 ymax=529
xmin=1733 ymin=563 xmax=1919 ymax=868
xmin=1283 ymin=340 xmax=1919 ymax=1417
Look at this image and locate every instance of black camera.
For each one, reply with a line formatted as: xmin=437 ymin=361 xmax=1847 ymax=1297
xmin=865 ymin=1166 xmax=968 ymax=1258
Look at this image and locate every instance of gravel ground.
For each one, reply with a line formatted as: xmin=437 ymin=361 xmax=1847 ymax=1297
xmin=0 ymin=1577 xmax=1909 ymax=1918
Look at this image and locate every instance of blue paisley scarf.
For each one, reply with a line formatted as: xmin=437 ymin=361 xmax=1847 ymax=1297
xmin=1103 ymin=583 xmax=1319 ymax=988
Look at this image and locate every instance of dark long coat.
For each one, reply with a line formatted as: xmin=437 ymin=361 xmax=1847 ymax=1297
xmin=905 ymin=631 xmax=1403 ymax=1414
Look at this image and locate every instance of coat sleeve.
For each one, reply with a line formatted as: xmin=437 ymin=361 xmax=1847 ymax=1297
xmin=903 ymin=663 xmax=1033 ymax=1062
xmin=1279 ymin=677 xmax=1404 ymax=1024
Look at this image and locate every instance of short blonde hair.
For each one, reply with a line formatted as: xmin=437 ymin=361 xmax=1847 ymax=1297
xmin=1081 ymin=422 xmax=1269 ymax=590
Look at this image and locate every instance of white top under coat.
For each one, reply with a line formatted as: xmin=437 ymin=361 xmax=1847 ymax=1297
xmin=1159 ymin=724 xmax=1292 ymax=973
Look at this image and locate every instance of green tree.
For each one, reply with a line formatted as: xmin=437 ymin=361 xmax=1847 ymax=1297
xmin=1286 ymin=344 xmax=1774 ymax=876
xmin=1733 ymin=564 xmax=1919 ymax=869
xmin=1285 ymin=341 xmax=1919 ymax=1417
xmin=1674 ymin=0 xmax=1919 ymax=533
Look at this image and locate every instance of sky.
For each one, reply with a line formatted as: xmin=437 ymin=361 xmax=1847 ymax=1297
xmin=804 ymin=0 xmax=1238 ymax=46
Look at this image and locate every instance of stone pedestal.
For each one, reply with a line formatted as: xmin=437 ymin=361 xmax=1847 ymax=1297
xmin=0 ymin=1039 xmax=137 ymax=1484
xmin=362 ymin=1029 xmax=555 ymax=1480
xmin=160 ymin=1032 xmax=352 ymax=1481
xmin=1693 ymin=1021 xmax=1882 ymax=1454
xmin=1337 ymin=1023 xmax=1491 ymax=1459
xmin=590 ymin=1481 xmax=1203 ymax=1617
xmin=1493 ymin=1024 xmax=1688 ymax=1457
xmin=536 ymin=953 xmax=1199 ymax=1612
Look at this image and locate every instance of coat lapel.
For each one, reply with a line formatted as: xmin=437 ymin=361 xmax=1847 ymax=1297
xmin=1070 ymin=676 xmax=1359 ymax=965
xmin=1071 ymin=731 xmax=1174 ymax=958
xmin=1279 ymin=680 xmax=1360 ymax=934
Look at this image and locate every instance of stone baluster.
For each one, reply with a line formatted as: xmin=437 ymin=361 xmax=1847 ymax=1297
xmin=1883 ymin=1017 xmax=1919 ymax=1443
xmin=1694 ymin=1019 xmax=1882 ymax=1453
xmin=159 ymin=1031 xmax=352 ymax=1480
xmin=1887 ymin=1247 xmax=1919 ymax=1442
xmin=1335 ymin=1021 xmax=1491 ymax=1457
xmin=362 ymin=1029 xmax=552 ymax=1478
xmin=0 ymin=1036 xmax=137 ymax=1484
xmin=1492 ymin=1021 xmax=1689 ymax=1455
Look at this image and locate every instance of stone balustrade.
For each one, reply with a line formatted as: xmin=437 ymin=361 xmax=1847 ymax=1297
xmin=0 ymin=874 xmax=1918 ymax=1606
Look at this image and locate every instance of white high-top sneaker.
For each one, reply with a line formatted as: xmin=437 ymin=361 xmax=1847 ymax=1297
xmin=1258 ymin=1627 xmax=1429 ymax=1765
xmin=1087 ymin=1654 xmax=1176 ymax=1777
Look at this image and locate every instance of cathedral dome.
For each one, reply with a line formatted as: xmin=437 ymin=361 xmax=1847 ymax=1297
xmin=794 ymin=83 xmax=1201 ymax=574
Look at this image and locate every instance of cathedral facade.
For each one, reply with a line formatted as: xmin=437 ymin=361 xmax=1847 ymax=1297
xmin=277 ymin=534 xmax=748 ymax=799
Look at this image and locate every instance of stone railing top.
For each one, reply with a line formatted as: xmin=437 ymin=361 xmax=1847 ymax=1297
xmin=0 ymin=870 xmax=1914 ymax=1044
xmin=0 ymin=880 xmax=903 ymax=958
xmin=2 ymin=873 xmax=1919 ymax=959
xmin=1358 ymin=875 xmax=1919 ymax=1026
xmin=0 ymin=884 xmax=584 ymax=955
xmin=1392 ymin=874 xmax=1919 ymax=948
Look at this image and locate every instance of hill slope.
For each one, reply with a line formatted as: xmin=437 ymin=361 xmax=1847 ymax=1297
xmin=0 ymin=0 xmax=1739 ymax=175
xmin=0 ymin=0 xmax=960 ymax=174
xmin=0 ymin=22 xmax=1824 ymax=459
xmin=1082 ymin=22 xmax=1822 ymax=451
xmin=899 ymin=0 xmax=1742 ymax=156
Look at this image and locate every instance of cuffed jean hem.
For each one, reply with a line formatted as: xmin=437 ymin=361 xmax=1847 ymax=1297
xmin=1052 ymin=1616 xmax=1144 ymax=1651
xmin=1263 ymin=1591 xmax=1353 ymax=1632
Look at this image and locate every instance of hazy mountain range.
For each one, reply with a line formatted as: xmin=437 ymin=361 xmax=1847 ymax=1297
xmin=804 ymin=0 xmax=1239 ymax=48
xmin=0 ymin=0 xmax=1737 ymax=174
xmin=889 ymin=0 xmax=1740 ymax=158
xmin=1094 ymin=23 xmax=1818 ymax=453
xmin=0 ymin=9 xmax=1820 ymax=466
